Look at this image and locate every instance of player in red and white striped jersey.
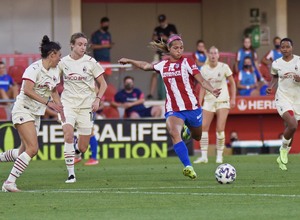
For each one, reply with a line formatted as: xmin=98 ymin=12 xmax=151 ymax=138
xmin=119 ymin=34 xmax=221 ymax=179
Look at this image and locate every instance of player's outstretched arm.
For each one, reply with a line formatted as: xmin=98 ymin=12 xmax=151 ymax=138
xmin=118 ymin=58 xmax=154 ymax=71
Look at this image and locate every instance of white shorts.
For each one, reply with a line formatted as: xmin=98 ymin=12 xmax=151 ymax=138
xmin=202 ymin=100 xmax=230 ymax=113
xmin=275 ymin=98 xmax=300 ymax=120
xmin=62 ymin=107 xmax=94 ymax=135
xmin=12 ymin=106 xmax=41 ymax=134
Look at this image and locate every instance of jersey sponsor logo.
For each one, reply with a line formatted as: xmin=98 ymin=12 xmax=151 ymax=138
xmin=279 ymin=72 xmax=296 ymax=79
xmin=162 ymin=70 xmax=181 ymax=77
xmin=64 ymin=73 xmax=87 ymax=81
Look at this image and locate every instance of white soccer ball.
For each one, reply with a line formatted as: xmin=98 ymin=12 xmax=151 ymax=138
xmin=215 ymin=163 xmax=236 ymax=184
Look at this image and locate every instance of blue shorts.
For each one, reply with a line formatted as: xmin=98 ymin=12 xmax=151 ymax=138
xmin=165 ymin=107 xmax=202 ymax=128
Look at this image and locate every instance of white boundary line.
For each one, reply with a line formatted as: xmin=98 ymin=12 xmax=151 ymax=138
xmin=23 ymin=185 xmax=300 ymax=198
xmin=24 ymin=189 xmax=300 ymax=198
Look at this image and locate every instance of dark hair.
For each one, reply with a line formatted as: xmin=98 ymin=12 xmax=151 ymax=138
xmin=158 ymin=14 xmax=166 ymax=22
xmin=100 ymin=17 xmax=109 ymax=23
xmin=196 ymin=40 xmax=205 ymax=45
xmin=70 ymin=32 xmax=87 ymax=45
xmin=280 ymin=38 xmax=293 ymax=46
xmin=0 ymin=61 xmax=5 ymax=65
xmin=124 ymin=76 xmax=134 ymax=82
xmin=243 ymin=56 xmax=252 ymax=62
xmin=40 ymin=35 xmax=61 ymax=59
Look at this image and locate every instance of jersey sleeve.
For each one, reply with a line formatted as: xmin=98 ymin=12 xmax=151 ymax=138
xmin=91 ymin=32 xmax=99 ymax=44
xmin=153 ymin=60 xmax=164 ymax=74
xmin=114 ymin=91 xmax=124 ymax=103
xmin=271 ymin=60 xmax=279 ymax=75
xmin=91 ymin=57 xmax=105 ymax=78
xmin=224 ymin=63 xmax=233 ymax=77
xmin=186 ymin=57 xmax=200 ymax=76
xmin=22 ymin=64 xmax=39 ymax=83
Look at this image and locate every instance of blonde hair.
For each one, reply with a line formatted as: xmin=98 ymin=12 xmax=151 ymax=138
xmin=149 ymin=39 xmax=169 ymax=54
xmin=149 ymin=34 xmax=183 ymax=54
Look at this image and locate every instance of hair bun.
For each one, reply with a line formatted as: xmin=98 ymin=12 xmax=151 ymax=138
xmin=41 ymin=35 xmax=50 ymax=46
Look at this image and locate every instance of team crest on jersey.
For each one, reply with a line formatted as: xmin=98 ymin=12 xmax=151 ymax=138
xmin=218 ymin=72 xmax=221 ymax=77
xmin=83 ymin=66 xmax=87 ymax=73
xmin=295 ymin=65 xmax=298 ymax=71
xmin=174 ymin=63 xmax=180 ymax=69
xmin=53 ymin=76 xmax=57 ymax=82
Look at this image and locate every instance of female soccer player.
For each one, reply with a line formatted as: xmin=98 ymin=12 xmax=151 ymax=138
xmin=267 ymin=38 xmax=300 ymax=171
xmin=59 ymin=32 xmax=107 ymax=183
xmin=118 ymin=34 xmax=221 ymax=179
xmin=193 ymin=46 xmax=236 ymax=164
xmin=1 ymin=35 xmax=64 ymax=192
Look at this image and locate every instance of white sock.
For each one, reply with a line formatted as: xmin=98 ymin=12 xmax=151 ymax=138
xmin=64 ymin=142 xmax=75 ymax=177
xmin=7 ymin=152 xmax=31 ymax=183
xmin=0 ymin=149 xmax=19 ymax=162
xmin=216 ymin=131 xmax=225 ymax=158
xmin=281 ymin=136 xmax=291 ymax=149
xmin=200 ymin=132 xmax=208 ymax=159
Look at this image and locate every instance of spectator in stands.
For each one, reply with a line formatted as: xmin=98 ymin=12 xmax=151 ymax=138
xmin=59 ymin=32 xmax=107 ymax=183
xmin=235 ymin=36 xmax=264 ymax=82
xmin=193 ymin=46 xmax=236 ymax=164
xmin=260 ymin=37 xmax=283 ymax=82
xmin=147 ymin=14 xmax=178 ymax=100
xmin=267 ymin=38 xmax=300 ymax=171
xmin=237 ymin=56 xmax=259 ymax=96
xmin=1 ymin=35 xmax=64 ymax=192
xmin=90 ymin=17 xmax=113 ymax=63
xmin=0 ymin=61 xmax=19 ymax=102
xmin=192 ymin=40 xmax=207 ymax=70
xmin=118 ymin=34 xmax=221 ymax=179
xmin=261 ymin=36 xmax=282 ymax=65
xmin=111 ymin=76 xmax=162 ymax=118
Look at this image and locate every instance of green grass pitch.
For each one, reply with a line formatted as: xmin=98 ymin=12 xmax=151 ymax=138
xmin=1 ymin=154 xmax=300 ymax=220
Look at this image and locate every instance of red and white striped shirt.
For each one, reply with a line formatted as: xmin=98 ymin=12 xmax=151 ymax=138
xmin=153 ymin=56 xmax=200 ymax=112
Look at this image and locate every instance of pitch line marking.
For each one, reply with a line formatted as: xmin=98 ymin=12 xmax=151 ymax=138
xmin=24 ymin=189 xmax=300 ymax=198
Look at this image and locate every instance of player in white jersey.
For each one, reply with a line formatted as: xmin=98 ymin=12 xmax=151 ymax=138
xmin=266 ymin=38 xmax=300 ymax=171
xmin=1 ymin=36 xmax=64 ymax=192
xmin=119 ymin=34 xmax=221 ymax=179
xmin=193 ymin=46 xmax=236 ymax=164
xmin=59 ymin=32 xmax=107 ymax=183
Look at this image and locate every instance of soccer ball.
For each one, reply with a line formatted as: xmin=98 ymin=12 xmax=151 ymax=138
xmin=215 ymin=163 xmax=236 ymax=184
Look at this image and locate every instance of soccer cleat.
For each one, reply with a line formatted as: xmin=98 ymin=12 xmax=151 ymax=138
xmin=182 ymin=125 xmax=191 ymax=140
xmin=2 ymin=181 xmax=21 ymax=192
xmin=193 ymin=157 xmax=208 ymax=164
xmin=183 ymin=166 xmax=197 ymax=179
xmin=65 ymin=175 xmax=76 ymax=183
xmin=84 ymin=158 xmax=99 ymax=166
xmin=74 ymin=157 xmax=82 ymax=164
xmin=277 ymin=157 xmax=287 ymax=171
xmin=216 ymin=157 xmax=223 ymax=164
xmin=74 ymin=150 xmax=82 ymax=164
xmin=279 ymin=147 xmax=289 ymax=164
